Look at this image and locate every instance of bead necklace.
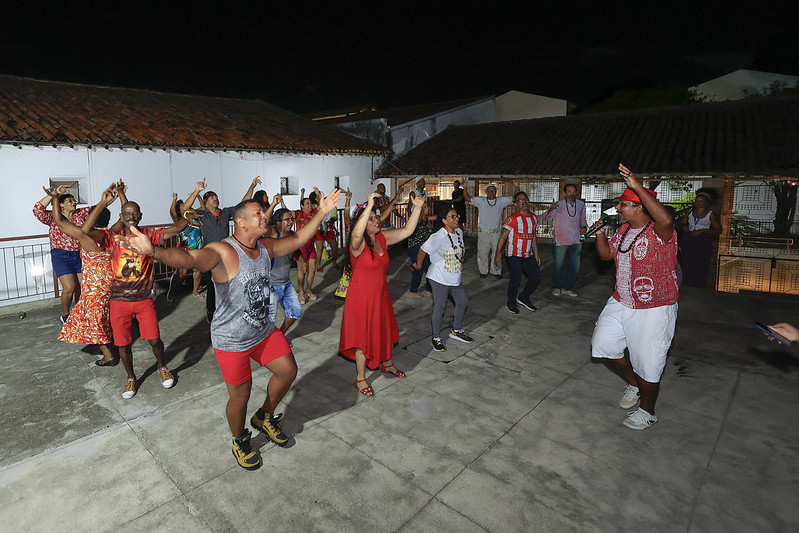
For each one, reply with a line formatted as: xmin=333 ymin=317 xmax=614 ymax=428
xmin=565 ymin=200 xmax=576 ymax=217
xmin=486 ymin=197 xmax=497 ymax=207
xmin=617 ymin=221 xmax=651 ymax=254
xmin=446 ymin=231 xmax=465 ymax=263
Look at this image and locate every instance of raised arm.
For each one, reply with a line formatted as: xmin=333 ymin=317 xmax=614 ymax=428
xmin=343 ymin=188 xmax=352 ymax=228
xmin=264 ymin=194 xmax=281 ymax=226
xmin=162 ymin=216 xmax=190 ymax=240
xmin=461 ymin=177 xmax=472 ymax=203
xmin=169 ymin=193 xmax=180 ymax=224
xmin=266 ymin=188 xmax=342 ymax=258
xmin=48 ymin=187 xmax=101 ymax=251
xmin=82 ymin=185 xmax=118 ymax=243
xmin=379 ymin=193 xmax=401 ymax=223
xmin=182 ymin=178 xmax=207 ymax=211
xmin=242 ymin=176 xmax=261 ymax=201
xmin=619 ymin=164 xmax=673 ymax=241
xmin=350 ymin=192 xmax=379 ymax=256
xmin=383 ymin=194 xmax=425 ymax=245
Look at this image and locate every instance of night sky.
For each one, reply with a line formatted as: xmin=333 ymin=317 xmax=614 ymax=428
xmin=3 ymin=3 xmax=798 ymax=114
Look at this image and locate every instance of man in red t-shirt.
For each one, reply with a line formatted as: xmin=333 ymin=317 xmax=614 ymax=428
xmin=591 ymin=164 xmax=679 ymax=431
xmin=83 ymin=186 xmax=189 ymax=400
xmin=494 ymin=191 xmax=542 ymax=314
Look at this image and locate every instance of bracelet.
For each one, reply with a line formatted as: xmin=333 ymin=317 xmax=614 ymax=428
xmin=533 ymin=248 xmax=539 ymax=252
xmin=149 ymin=247 xmax=157 ymax=259
xmin=182 ymin=210 xmax=191 ymax=219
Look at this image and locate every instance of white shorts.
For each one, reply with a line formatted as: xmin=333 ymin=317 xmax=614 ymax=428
xmin=591 ymin=297 xmax=678 ymax=383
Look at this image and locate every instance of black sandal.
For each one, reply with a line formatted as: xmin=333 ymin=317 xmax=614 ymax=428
xmin=95 ymin=357 xmax=120 ymax=367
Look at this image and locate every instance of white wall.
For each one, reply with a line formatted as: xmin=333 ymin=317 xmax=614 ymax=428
xmin=690 ymin=69 xmax=799 ymax=102
xmin=1 ymin=144 xmax=381 ymax=303
xmin=390 ymin=99 xmax=495 ymax=156
xmin=494 ymin=90 xmax=567 ymax=122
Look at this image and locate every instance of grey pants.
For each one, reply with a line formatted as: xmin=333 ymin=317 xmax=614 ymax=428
xmin=430 ymin=279 xmax=468 ymax=338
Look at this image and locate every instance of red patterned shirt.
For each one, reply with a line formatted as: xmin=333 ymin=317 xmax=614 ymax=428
xmin=33 ymin=203 xmax=93 ymax=251
xmin=101 ymin=228 xmax=165 ymax=301
xmin=503 ymin=211 xmax=538 ymax=258
xmin=609 ymin=223 xmax=679 ymax=309
xmin=295 ymin=209 xmax=316 ymax=230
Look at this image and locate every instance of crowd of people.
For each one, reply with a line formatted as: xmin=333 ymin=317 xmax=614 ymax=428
xmin=33 ymin=167 xmax=796 ymax=471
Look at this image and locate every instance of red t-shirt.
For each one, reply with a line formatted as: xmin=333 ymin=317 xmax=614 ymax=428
xmin=609 ymin=222 xmax=678 ymax=309
xmin=503 ymin=211 xmax=538 ymax=258
xmin=33 ymin=203 xmax=93 ymax=251
xmin=295 ymin=209 xmax=316 ymax=230
xmin=101 ymin=228 xmax=165 ymax=301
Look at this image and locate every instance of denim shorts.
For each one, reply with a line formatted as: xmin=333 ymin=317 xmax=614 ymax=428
xmin=269 ymin=282 xmax=303 ymax=322
xmin=51 ymin=248 xmax=82 ymax=278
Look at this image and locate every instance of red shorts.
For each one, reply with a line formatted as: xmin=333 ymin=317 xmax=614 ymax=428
xmin=299 ymin=239 xmax=317 ymax=260
xmin=315 ymin=230 xmax=337 ymax=242
xmin=214 ymin=329 xmax=292 ymax=385
xmin=110 ymin=299 xmax=160 ymax=346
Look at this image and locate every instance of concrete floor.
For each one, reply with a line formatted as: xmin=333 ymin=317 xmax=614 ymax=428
xmin=1 ymin=238 xmax=798 ymax=532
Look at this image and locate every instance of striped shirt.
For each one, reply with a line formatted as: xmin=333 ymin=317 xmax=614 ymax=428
xmin=503 ymin=211 xmax=537 ymax=258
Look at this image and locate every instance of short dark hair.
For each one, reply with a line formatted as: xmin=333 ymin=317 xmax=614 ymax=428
xmin=95 ymin=207 xmax=111 ymax=228
xmin=563 ymin=184 xmax=578 ymax=193
xmin=272 ymin=207 xmax=291 ymax=226
xmin=233 ymin=199 xmax=260 ymax=221
xmin=513 ymin=191 xmax=529 ymax=202
xmin=58 ymin=194 xmax=75 ymax=204
xmin=203 ymin=191 xmax=218 ymax=202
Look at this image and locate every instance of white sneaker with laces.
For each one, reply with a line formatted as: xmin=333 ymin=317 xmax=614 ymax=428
xmin=624 ymin=408 xmax=657 ymax=430
xmin=552 ymin=289 xmax=561 ymax=296
xmin=619 ymin=384 xmax=640 ymax=409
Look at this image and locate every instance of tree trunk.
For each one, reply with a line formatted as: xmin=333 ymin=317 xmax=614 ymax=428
xmin=768 ymin=180 xmax=798 ymax=237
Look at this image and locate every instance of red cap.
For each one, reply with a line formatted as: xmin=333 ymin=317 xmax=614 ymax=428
xmin=615 ymin=188 xmax=656 ymax=204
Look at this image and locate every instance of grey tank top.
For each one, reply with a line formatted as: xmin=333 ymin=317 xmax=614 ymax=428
xmin=211 ymin=237 xmax=275 ymax=351
xmin=269 ymin=230 xmax=292 ymax=285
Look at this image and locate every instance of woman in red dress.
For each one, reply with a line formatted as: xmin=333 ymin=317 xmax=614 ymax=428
xmin=339 ymin=192 xmax=426 ymax=396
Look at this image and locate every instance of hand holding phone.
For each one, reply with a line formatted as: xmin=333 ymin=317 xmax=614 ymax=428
xmin=754 ymin=322 xmax=793 ymax=347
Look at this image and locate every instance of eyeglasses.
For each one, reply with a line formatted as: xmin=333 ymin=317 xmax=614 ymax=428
xmin=447 ymin=214 xmax=460 ymax=219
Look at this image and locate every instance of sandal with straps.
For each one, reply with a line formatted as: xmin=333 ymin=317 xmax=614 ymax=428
xmin=354 ymin=378 xmax=374 ymax=396
xmin=380 ymin=363 xmax=406 ymax=378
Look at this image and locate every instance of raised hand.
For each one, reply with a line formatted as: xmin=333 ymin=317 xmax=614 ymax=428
xmin=271 ymin=194 xmax=282 ymax=206
xmin=345 ymin=188 xmax=352 ymax=201
xmin=101 ymin=185 xmax=118 ymax=205
xmin=114 ymin=225 xmax=154 ymax=255
xmin=251 ymin=176 xmax=261 ymax=188
xmin=196 ymin=178 xmax=207 ymax=191
xmin=410 ymin=193 xmax=425 ymax=209
xmin=619 ymin=163 xmax=640 ymax=189
xmin=317 ymin=188 xmax=343 ymax=213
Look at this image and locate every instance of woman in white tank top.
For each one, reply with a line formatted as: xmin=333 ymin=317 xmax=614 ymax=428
xmin=679 ymin=192 xmax=722 ymax=288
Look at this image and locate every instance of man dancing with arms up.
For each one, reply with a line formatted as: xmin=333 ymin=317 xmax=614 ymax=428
xmin=591 ymin=164 xmax=678 ymax=430
xmin=116 ymin=188 xmax=342 ymax=470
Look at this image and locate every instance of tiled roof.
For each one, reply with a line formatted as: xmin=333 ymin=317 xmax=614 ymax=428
xmin=311 ymin=96 xmax=492 ymax=127
xmin=379 ymin=96 xmax=799 ymax=178
xmin=0 ymin=75 xmax=390 ymax=155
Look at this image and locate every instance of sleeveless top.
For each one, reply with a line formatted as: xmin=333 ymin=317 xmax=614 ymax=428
xmin=211 ymin=237 xmax=274 ymax=351
xmin=269 ymin=230 xmax=293 ymax=286
xmin=687 ymin=209 xmax=713 ymax=231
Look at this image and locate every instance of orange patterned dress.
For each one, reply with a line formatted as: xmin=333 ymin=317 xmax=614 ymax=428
xmin=59 ymin=249 xmax=112 ymax=344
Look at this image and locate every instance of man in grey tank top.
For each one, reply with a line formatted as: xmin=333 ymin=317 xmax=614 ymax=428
xmin=116 ymin=189 xmax=343 ymax=471
xmin=269 ymin=208 xmax=303 ymax=333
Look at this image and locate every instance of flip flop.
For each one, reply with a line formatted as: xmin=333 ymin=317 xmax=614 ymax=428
xmin=95 ymin=357 xmax=120 ymax=367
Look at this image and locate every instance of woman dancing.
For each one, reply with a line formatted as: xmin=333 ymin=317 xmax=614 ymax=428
xmin=339 ymin=192 xmax=425 ymax=396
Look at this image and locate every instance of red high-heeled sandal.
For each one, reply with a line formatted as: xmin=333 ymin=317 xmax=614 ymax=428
xmin=354 ymin=378 xmax=374 ymax=396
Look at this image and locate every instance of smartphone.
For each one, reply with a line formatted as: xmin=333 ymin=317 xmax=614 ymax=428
xmin=753 ymin=322 xmax=792 ymax=347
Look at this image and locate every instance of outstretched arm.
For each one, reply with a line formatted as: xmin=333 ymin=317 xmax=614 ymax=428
xmin=47 ymin=187 xmax=101 ymax=251
xmin=266 ymin=188 xmax=342 ymax=258
xmin=383 ymin=194 xmax=425 ymax=245
xmin=116 ymin=226 xmax=224 ymax=273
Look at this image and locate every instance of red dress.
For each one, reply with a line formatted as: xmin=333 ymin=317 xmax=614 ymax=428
xmin=339 ymin=232 xmax=398 ymax=369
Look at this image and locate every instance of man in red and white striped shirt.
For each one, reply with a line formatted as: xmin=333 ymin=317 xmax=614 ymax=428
xmin=495 ymin=191 xmax=542 ymax=314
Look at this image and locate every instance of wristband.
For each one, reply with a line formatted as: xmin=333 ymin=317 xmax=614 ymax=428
xmin=533 ymin=248 xmax=539 ymax=252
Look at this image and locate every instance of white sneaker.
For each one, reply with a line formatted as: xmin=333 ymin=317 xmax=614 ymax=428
xmin=552 ymin=289 xmax=561 ymax=296
xmin=624 ymin=408 xmax=657 ymax=430
xmin=563 ymin=290 xmax=578 ymax=297
xmin=619 ymin=384 xmax=640 ymax=409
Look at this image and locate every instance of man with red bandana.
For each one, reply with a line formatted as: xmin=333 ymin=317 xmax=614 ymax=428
xmin=591 ymin=163 xmax=679 ymax=431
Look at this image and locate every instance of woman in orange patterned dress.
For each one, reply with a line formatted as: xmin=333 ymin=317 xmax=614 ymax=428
xmin=49 ymin=185 xmax=117 ymax=366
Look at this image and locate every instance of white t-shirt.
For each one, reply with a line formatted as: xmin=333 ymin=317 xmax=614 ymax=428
xmin=422 ymin=227 xmax=465 ymax=286
xmin=471 ymin=196 xmax=512 ymax=230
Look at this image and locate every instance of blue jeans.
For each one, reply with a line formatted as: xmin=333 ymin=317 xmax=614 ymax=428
xmin=506 ymin=256 xmax=541 ymax=305
xmin=552 ymin=243 xmax=582 ymax=291
xmin=408 ymin=245 xmax=432 ymax=293
xmin=269 ymin=282 xmax=303 ymax=322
